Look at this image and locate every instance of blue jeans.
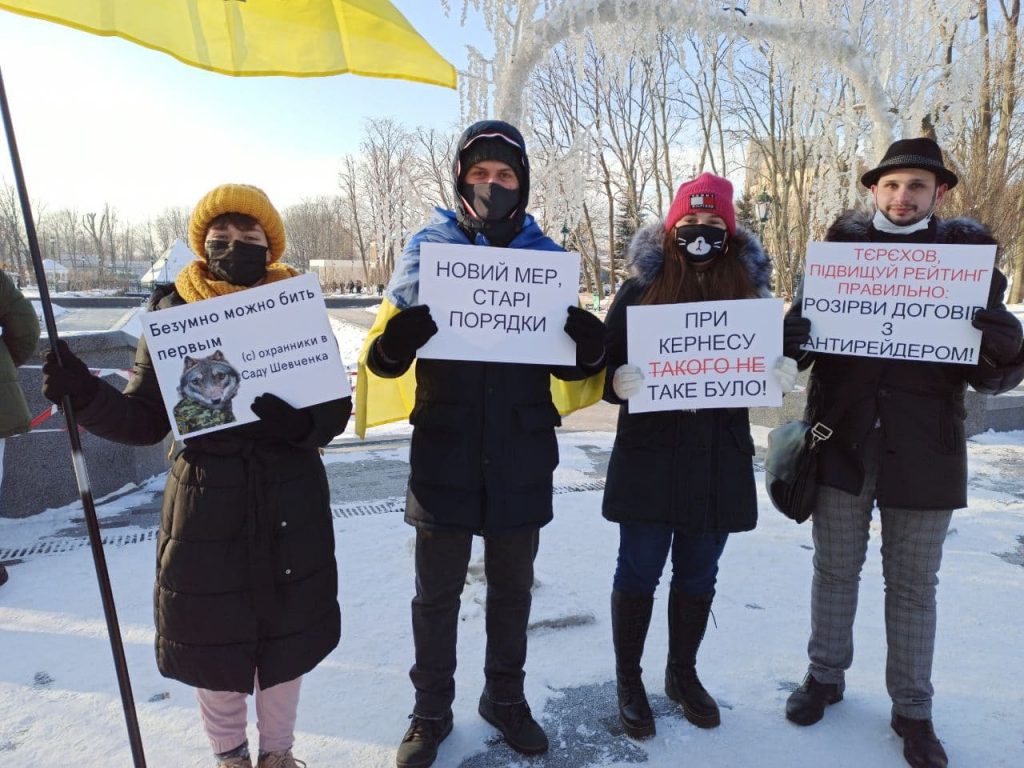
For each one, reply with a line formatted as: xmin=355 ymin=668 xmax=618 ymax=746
xmin=613 ymin=522 xmax=728 ymax=596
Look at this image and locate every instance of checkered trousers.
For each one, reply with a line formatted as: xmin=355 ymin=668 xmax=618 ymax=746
xmin=805 ymin=428 xmax=953 ymax=719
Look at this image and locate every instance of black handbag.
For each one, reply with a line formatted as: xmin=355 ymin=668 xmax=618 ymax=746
xmin=764 ymin=403 xmax=843 ymax=523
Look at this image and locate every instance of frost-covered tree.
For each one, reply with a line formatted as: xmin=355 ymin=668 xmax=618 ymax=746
xmin=443 ymin=0 xmax=1023 ymax=298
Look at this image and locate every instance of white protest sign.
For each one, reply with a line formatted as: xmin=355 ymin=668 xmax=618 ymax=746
xmin=417 ymin=242 xmax=581 ymax=365
xmin=802 ymin=242 xmax=995 ymax=364
xmin=142 ymin=273 xmax=351 ymax=440
xmin=626 ymin=298 xmax=784 ymax=413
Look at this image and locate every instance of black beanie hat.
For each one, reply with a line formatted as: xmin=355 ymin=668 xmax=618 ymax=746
xmin=452 ymin=121 xmax=531 ymax=247
xmin=458 ymin=135 xmax=526 ymax=186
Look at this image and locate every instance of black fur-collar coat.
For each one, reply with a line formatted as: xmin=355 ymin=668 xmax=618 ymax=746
xmin=601 ymin=223 xmax=773 ymax=534
xmin=790 ymin=210 xmax=1024 ymax=509
xmin=72 ymin=287 xmax=351 ymax=692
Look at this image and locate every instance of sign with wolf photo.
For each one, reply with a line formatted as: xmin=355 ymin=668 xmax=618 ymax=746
xmin=141 ymin=273 xmax=351 ymax=441
xmin=417 ymin=242 xmax=581 ymax=365
xmin=626 ymin=298 xmax=784 ymax=413
xmin=801 ymin=242 xmax=996 ymax=364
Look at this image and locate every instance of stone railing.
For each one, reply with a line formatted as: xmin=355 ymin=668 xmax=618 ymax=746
xmin=748 ymin=370 xmax=1024 ymax=435
xmin=1 ymin=332 xmax=172 ymax=519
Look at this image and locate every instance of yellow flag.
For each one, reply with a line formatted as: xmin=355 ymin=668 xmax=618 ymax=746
xmin=355 ymin=298 xmax=606 ymax=438
xmin=0 ymin=0 xmax=456 ymax=87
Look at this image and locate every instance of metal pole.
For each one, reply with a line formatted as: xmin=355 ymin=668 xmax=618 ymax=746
xmin=0 ymin=63 xmax=147 ymax=768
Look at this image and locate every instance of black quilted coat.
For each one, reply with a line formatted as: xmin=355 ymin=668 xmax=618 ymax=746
xmin=602 ymin=223 xmax=773 ymax=534
xmin=787 ymin=211 xmax=1024 ymax=510
xmin=76 ymin=288 xmax=351 ymax=692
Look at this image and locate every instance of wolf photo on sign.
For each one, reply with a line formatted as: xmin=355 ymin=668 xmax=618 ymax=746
xmin=173 ymin=349 xmax=241 ymax=435
xmin=142 ymin=273 xmax=351 ymax=440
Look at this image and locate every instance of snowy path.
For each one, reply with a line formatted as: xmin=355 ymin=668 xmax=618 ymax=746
xmin=0 ymin=430 xmax=1022 ymax=767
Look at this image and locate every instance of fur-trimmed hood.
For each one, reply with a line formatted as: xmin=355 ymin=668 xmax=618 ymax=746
xmin=825 ymin=210 xmax=998 ymax=247
xmin=625 ymin=222 xmax=773 ymax=296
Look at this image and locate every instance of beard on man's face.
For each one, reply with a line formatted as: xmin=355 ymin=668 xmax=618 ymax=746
xmin=881 ymin=202 xmax=927 ymax=225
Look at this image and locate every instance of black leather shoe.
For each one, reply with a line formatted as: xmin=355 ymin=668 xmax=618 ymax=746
xmin=891 ymin=715 xmax=948 ymax=768
xmin=478 ymin=695 xmax=549 ymax=755
xmin=395 ymin=711 xmax=453 ymax=768
xmin=785 ymin=673 xmax=843 ymax=726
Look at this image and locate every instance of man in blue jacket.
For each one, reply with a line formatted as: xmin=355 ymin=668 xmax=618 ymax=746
xmin=367 ymin=120 xmax=605 ymax=768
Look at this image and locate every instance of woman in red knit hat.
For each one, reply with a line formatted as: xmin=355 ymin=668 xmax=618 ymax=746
xmin=601 ymin=172 xmax=806 ymax=739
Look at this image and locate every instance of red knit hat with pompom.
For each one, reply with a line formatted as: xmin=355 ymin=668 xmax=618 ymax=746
xmin=664 ymin=172 xmax=736 ymax=235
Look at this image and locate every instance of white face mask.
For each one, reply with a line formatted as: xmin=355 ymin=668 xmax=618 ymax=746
xmin=871 ymin=208 xmax=933 ymax=234
xmin=871 ymin=188 xmax=937 ymax=234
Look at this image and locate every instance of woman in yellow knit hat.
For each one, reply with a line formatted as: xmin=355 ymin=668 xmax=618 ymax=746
xmin=41 ymin=184 xmax=352 ymax=768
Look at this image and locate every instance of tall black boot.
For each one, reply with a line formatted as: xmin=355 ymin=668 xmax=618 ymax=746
xmin=665 ymin=586 xmax=720 ymax=728
xmin=611 ymin=590 xmax=656 ymax=739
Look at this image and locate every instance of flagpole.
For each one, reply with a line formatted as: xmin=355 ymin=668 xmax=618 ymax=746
xmin=0 ymin=63 xmax=147 ymax=768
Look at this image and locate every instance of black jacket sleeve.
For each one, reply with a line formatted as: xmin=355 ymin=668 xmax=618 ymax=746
xmin=550 ymin=354 xmax=606 ymax=383
xmin=293 ymin=396 xmax=352 ymax=450
xmin=76 ymin=334 xmax=172 ymax=446
xmin=785 ymin=278 xmax=816 ymax=372
xmin=966 ymin=268 xmax=1024 ymax=394
xmin=601 ymin=280 xmax=638 ymax=404
xmin=366 ymin=336 xmax=414 ymax=379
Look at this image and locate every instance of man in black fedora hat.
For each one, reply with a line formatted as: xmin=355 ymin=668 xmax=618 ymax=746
xmin=781 ymin=137 xmax=1024 ymax=768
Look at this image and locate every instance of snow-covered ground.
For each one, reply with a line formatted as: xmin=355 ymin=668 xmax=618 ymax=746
xmin=1 ymin=428 xmax=1022 ymax=767
xmin=5 ymin=298 xmax=1023 ymax=765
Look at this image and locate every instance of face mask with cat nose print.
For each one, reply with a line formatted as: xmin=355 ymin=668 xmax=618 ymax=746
xmin=675 ymin=224 xmax=728 ymax=266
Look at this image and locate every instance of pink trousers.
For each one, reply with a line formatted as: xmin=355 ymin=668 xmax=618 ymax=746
xmin=196 ymin=675 xmax=303 ymax=755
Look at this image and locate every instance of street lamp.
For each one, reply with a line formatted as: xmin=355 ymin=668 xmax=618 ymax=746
xmin=755 ymin=190 xmax=773 ymax=226
xmin=560 ymin=222 xmax=570 ymax=249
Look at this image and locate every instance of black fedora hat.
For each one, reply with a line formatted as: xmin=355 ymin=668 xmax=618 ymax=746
xmin=861 ymin=137 xmax=958 ymax=189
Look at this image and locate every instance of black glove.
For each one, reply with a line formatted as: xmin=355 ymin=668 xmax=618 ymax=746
xmin=378 ymin=305 xmax=438 ymax=362
xmin=564 ymin=306 xmax=606 ymax=367
xmin=41 ymin=339 xmax=100 ymax=409
xmin=250 ymin=393 xmax=313 ymax=443
xmin=783 ymin=315 xmax=812 ymax=358
xmin=972 ymin=308 xmax=1023 ymax=364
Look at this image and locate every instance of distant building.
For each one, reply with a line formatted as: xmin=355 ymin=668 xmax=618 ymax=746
xmin=140 ymin=239 xmax=195 ymax=288
xmin=309 ymin=258 xmax=368 ymax=289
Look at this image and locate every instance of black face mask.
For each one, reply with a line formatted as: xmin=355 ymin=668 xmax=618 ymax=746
xmin=461 ymin=182 xmax=520 ymax=222
xmin=205 ymin=240 xmax=268 ymax=286
xmin=675 ymin=225 xmax=728 ymax=266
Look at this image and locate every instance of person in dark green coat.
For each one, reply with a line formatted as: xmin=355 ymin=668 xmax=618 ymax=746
xmin=0 ymin=268 xmax=41 ymax=587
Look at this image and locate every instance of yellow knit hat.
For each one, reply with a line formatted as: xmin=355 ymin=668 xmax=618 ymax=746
xmin=188 ymin=183 xmax=286 ymax=262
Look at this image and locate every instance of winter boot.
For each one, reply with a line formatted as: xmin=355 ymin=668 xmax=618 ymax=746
xmin=665 ymin=587 xmax=720 ymax=728
xmin=395 ymin=711 xmax=453 ymax=768
xmin=785 ymin=672 xmax=843 ymax=726
xmin=256 ymin=750 xmax=307 ymax=768
xmin=478 ymin=694 xmax=549 ymax=755
xmin=891 ymin=715 xmax=949 ymax=768
xmin=216 ymin=743 xmax=253 ymax=768
xmin=611 ymin=590 xmax=656 ymax=739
